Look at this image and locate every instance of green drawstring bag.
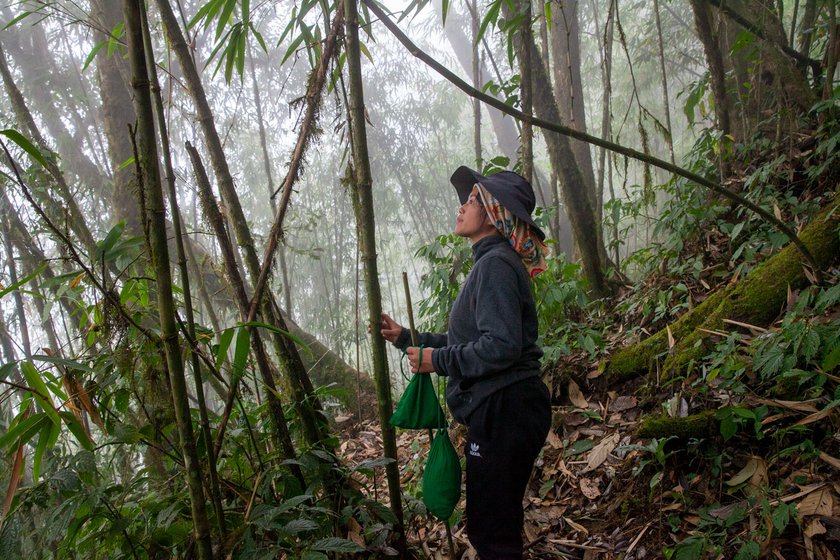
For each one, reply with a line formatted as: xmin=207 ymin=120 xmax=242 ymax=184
xmin=389 ymin=371 xmax=447 ymax=429
xmin=422 ymin=429 xmax=462 ymax=521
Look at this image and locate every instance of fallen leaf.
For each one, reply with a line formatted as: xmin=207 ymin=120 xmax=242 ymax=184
xmin=795 ymin=401 xmax=839 ymax=426
xmin=749 ymin=456 xmax=768 ymax=488
xmin=546 ymin=430 xmax=563 ymax=449
xmin=798 ymin=487 xmax=834 ymax=517
xmin=666 ymin=325 xmax=675 ymax=350
xmin=818 ymin=451 xmax=840 ymax=471
xmin=582 ymin=433 xmax=619 ymax=472
xmin=568 ymin=380 xmax=589 ymax=409
xmin=579 ymin=477 xmax=601 ymax=499
xmin=804 ymin=519 xmax=826 ymax=538
xmin=610 ymin=396 xmax=637 ymax=413
xmin=563 ymin=516 xmax=589 ymax=534
xmin=726 ymin=456 xmax=760 ymax=486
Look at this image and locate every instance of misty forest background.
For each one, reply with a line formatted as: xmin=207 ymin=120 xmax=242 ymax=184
xmin=0 ymin=0 xmax=839 ymax=558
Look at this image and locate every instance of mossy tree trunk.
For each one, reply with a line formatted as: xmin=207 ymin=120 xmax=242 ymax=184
xmin=606 ymin=196 xmax=839 ymax=383
xmin=122 ymin=1 xmax=213 ymax=556
xmin=344 ymin=0 xmax=406 ymax=549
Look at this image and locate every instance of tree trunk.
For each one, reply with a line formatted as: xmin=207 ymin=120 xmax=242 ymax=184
xmin=91 ymin=0 xmax=140 ymax=233
xmin=606 ymin=194 xmax=839 ymax=383
xmin=154 ymin=0 xmax=328 ymax=449
xmin=518 ymin=1 xmax=534 ymax=183
xmin=505 ymin=0 xmax=610 ymax=297
xmin=0 ymin=44 xmax=96 ymax=254
xmin=122 ymin=2 xmax=213 ymax=557
xmin=138 ymin=5 xmax=226 ymax=537
xmin=187 ymin=142 xmax=304 ymax=485
xmin=344 ymin=0 xmax=406 ymax=546
xmin=550 ymin=0 xmax=598 ymax=218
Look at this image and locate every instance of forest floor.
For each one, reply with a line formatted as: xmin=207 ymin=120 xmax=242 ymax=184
xmin=337 ymin=351 xmax=840 ymax=559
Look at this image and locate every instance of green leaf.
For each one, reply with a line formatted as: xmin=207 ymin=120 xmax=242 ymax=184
xmin=544 ymin=1 xmax=551 ymax=30
xmin=822 ymin=344 xmax=840 ymax=372
xmin=0 ymin=129 xmax=49 ymax=168
xmin=231 ymin=326 xmax=251 ymax=383
xmin=33 ymin=421 xmax=55 ymax=483
xmin=81 ymin=41 xmax=106 ymax=72
xmin=310 ymin=537 xmax=366 ymax=553
xmin=441 ymin=0 xmax=450 ymax=26
xmin=771 ymin=503 xmax=791 ymax=533
xmin=215 ymin=328 xmax=235 ymax=370
xmin=32 ymin=355 xmax=93 ymax=373
xmin=94 ymin=221 xmax=126 ymax=261
xmin=477 ymin=0 xmax=502 ymax=44
xmin=238 ymin=321 xmax=313 ymax=357
xmin=0 ymin=262 xmax=46 ymax=300
xmin=0 ymin=363 xmax=15 ymax=382
xmin=107 ymin=22 xmax=124 ymax=57
xmin=0 ymin=413 xmax=47 ymax=451
xmin=283 ymin=518 xmax=319 ymax=534
xmin=672 ymin=536 xmax=706 ymax=560
xmin=250 ymin=23 xmax=268 ymax=53
xmin=216 ymin=0 xmax=238 ymax=39
xmin=117 ymin=156 xmax=136 ymax=170
xmin=2 ymin=10 xmax=33 ymax=30
xmin=282 ymin=33 xmax=307 ymax=64
xmin=60 ymin=412 xmax=94 ymax=451
xmin=21 ymin=362 xmax=60 ymax=427
xmin=358 ymin=41 xmax=374 ymax=64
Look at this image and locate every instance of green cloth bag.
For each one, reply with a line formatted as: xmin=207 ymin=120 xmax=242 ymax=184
xmin=390 ymin=373 xmax=447 ymax=429
xmin=422 ymin=429 xmax=462 ymax=521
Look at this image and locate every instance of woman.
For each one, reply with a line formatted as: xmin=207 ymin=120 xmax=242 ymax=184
xmin=381 ymin=166 xmax=552 ymax=559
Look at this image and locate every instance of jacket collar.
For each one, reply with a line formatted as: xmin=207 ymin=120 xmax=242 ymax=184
xmin=471 ymin=234 xmax=506 ymax=261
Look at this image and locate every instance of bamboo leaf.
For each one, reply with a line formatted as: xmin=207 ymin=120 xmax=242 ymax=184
xmin=216 ymin=0 xmax=238 ymax=39
xmin=282 ymin=33 xmax=307 ymax=64
xmin=32 ymin=421 xmax=54 ymax=483
xmin=250 ymin=23 xmax=268 ymax=53
xmin=3 ymin=10 xmax=33 ymax=30
xmin=231 ymin=327 xmax=251 ymax=383
xmin=0 ymin=413 xmax=46 ymax=451
xmin=477 ymin=0 xmax=502 ymax=44
xmin=236 ymin=27 xmax=247 ymax=77
xmin=81 ymin=41 xmax=106 ymax=72
xmin=21 ymin=362 xmax=60 ymax=427
xmin=32 ymin=355 xmax=93 ymax=373
xmin=0 ymin=129 xmax=49 ymax=168
xmin=94 ymin=221 xmax=126 ymax=261
xmin=238 ymin=321 xmax=313 ymax=357
xmin=0 ymin=262 xmax=46 ymax=300
xmin=107 ymin=22 xmax=124 ymax=57
xmin=358 ymin=41 xmax=374 ymax=64
xmin=441 ymin=0 xmax=450 ymax=26
xmin=216 ymin=328 xmax=235 ymax=370
xmin=60 ymin=412 xmax=94 ymax=451
xmin=544 ymin=1 xmax=551 ymax=30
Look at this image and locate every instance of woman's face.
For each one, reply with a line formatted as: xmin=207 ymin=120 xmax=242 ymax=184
xmin=455 ymin=185 xmax=495 ymax=242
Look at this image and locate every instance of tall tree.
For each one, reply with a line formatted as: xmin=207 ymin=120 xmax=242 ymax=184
xmin=344 ymin=0 xmax=406 ymax=548
xmin=122 ymin=1 xmax=213 ymax=557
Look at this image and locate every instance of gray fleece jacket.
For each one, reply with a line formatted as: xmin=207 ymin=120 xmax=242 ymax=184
xmin=395 ymin=235 xmax=542 ymax=424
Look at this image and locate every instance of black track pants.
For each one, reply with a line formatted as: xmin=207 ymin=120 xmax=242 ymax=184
xmin=464 ymin=376 xmax=551 ymax=560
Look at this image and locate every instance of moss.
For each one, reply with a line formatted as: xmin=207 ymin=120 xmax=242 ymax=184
xmin=637 ymin=410 xmax=717 ymax=439
xmin=607 ymin=196 xmax=839 ymax=385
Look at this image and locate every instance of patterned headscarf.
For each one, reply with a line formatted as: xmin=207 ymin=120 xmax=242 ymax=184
xmin=476 ymin=183 xmax=549 ymax=278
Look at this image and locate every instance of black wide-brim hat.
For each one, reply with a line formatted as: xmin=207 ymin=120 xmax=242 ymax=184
xmin=450 ymin=166 xmax=546 ymax=241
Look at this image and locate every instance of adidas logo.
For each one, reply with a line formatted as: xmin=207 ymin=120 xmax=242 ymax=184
xmin=469 ymin=442 xmax=482 ymax=457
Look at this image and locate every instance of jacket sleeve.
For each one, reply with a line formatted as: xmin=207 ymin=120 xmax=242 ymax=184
xmin=431 ymin=257 xmax=523 ymax=378
xmin=394 ymin=327 xmax=448 ymax=350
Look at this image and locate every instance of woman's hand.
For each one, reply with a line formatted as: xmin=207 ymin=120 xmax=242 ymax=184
xmin=407 ymin=346 xmax=435 ymax=374
xmin=379 ymin=313 xmax=403 ymax=344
